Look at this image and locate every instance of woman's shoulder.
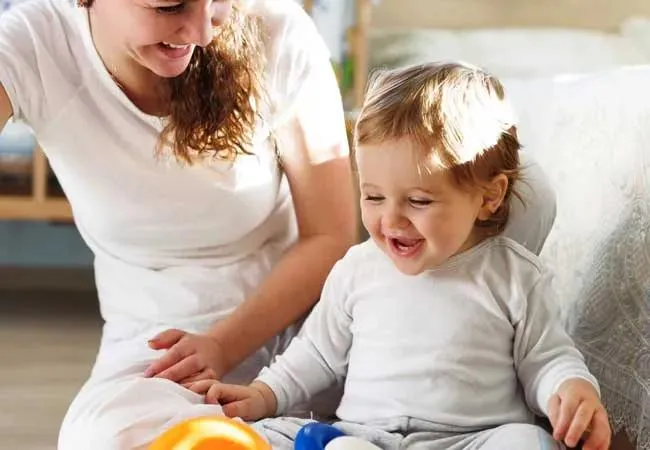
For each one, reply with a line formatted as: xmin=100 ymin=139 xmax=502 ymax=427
xmin=0 ymin=0 xmax=85 ymax=125
xmin=246 ymin=0 xmax=328 ymax=59
xmin=1 ymin=0 xmax=79 ymax=36
xmin=245 ymin=0 xmax=332 ymax=126
xmin=0 ymin=0 xmax=84 ymax=69
xmin=246 ymin=0 xmax=313 ymax=31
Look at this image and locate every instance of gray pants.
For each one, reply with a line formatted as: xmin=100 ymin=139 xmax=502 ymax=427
xmin=252 ymin=416 xmax=565 ymax=450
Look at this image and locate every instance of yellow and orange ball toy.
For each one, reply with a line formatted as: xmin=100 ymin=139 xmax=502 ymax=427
xmin=149 ymin=416 xmax=271 ymax=450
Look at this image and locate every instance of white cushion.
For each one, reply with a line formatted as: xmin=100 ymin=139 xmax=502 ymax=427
xmin=503 ymin=66 xmax=650 ymax=445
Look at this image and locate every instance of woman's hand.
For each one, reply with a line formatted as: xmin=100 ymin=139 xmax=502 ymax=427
xmin=185 ymin=379 xmax=277 ymax=421
xmin=548 ymin=378 xmax=611 ymax=450
xmin=144 ymin=329 xmax=228 ymax=384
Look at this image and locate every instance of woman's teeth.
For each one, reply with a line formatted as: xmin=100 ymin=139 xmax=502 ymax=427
xmin=162 ymin=42 xmax=188 ymax=49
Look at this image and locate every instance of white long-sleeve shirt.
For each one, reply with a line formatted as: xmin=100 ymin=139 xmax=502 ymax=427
xmin=257 ymin=236 xmax=598 ymax=429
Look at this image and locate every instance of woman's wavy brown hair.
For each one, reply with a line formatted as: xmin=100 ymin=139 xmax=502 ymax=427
xmin=79 ymin=0 xmax=267 ymax=164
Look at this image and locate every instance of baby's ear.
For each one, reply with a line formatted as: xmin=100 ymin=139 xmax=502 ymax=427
xmin=477 ymin=174 xmax=509 ymax=221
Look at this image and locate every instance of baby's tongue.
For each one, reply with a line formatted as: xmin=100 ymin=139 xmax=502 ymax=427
xmin=395 ymin=238 xmax=420 ymax=248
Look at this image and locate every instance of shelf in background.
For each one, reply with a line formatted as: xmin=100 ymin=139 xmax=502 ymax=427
xmin=0 ymin=197 xmax=72 ymax=221
xmin=0 ymin=146 xmax=73 ymax=221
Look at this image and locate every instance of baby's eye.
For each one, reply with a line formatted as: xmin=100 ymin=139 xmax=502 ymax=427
xmin=155 ymin=2 xmax=185 ymax=14
xmin=364 ymin=195 xmax=384 ymax=203
xmin=408 ymin=198 xmax=433 ymax=207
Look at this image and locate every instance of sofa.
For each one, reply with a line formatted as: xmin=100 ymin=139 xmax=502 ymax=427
xmin=503 ymin=65 xmax=650 ymax=450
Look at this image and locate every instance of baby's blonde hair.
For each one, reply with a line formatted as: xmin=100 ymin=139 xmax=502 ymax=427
xmin=354 ymin=61 xmax=522 ymax=234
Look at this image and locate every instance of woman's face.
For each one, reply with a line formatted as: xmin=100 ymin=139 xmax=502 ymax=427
xmin=91 ymin=0 xmax=233 ymax=78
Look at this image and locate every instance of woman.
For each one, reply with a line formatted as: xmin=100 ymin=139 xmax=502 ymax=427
xmin=1 ymin=0 xmax=356 ymax=447
xmin=0 ymin=0 xmax=555 ymax=449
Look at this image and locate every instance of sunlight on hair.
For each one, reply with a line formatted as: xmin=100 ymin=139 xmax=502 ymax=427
xmin=355 ymin=61 xmax=517 ymax=166
xmin=434 ymin=70 xmax=517 ymax=164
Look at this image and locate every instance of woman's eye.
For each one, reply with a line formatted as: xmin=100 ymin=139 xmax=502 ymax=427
xmin=409 ymin=198 xmax=433 ymax=206
xmin=155 ymin=3 xmax=185 ymax=14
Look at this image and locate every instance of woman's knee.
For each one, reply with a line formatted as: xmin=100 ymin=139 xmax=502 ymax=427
xmin=58 ymin=410 xmax=135 ymax=450
xmin=58 ymin=377 xmax=221 ymax=450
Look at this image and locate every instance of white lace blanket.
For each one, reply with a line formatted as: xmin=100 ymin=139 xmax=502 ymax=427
xmin=504 ymin=67 xmax=650 ymax=448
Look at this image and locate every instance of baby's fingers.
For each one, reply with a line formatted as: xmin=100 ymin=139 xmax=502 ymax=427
xmin=222 ymin=399 xmax=259 ymax=420
xmin=553 ymin=396 xmax=579 ymax=442
xmin=547 ymin=394 xmax=561 ymax=430
xmin=582 ymin=408 xmax=611 ymax=450
xmin=205 ymin=383 xmax=251 ymax=405
xmin=564 ymin=402 xmax=594 ymax=448
xmin=184 ymin=379 xmax=217 ymax=395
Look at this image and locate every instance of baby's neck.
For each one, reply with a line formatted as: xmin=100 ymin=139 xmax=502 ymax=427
xmin=455 ymin=229 xmax=494 ymax=256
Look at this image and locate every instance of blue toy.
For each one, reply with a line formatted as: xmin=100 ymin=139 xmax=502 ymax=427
xmin=294 ymin=423 xmax=382 ymax=450
xmin=295 ymin=423 xmax=346 ymax=450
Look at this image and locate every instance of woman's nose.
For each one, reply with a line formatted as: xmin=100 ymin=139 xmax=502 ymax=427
xmin=180 ymin=1 xmax=231 ymax=47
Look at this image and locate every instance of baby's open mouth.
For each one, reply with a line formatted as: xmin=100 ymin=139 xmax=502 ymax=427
xmin=388 ymin=237 xmax=424 ymax=257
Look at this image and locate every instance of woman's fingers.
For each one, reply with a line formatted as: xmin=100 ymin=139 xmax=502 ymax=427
xmin=148 ymin=329 xmax=185 ymax=350
xmin=154 ymin=353 xmax=203 ymax=382
xmin=144 ymin=341 xmax=195 ymax=378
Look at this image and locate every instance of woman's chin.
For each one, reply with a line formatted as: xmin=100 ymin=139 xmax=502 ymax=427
xmin=149 ymin=61 xmax=191 ymax=79
xmin=141 ymin=46 xmax=195 ymax=79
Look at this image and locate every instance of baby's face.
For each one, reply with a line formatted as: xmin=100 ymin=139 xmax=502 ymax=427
xmin=356 ymin=138 xmax=484 ymax=275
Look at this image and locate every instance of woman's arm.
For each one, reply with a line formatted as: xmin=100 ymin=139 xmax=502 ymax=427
xmin=210 ymin=117 xmax=358 ymax=374
xmin=145 ymin=121 xmax=357 ymax=381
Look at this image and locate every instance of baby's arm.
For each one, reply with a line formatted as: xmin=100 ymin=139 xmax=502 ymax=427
xmin=514 ymin=271 xmax=609 ymax=449
xmin=513 ymin=270 xmax=598 ymax=414
xmin=254 ymin=258 xmax=354 ymax=415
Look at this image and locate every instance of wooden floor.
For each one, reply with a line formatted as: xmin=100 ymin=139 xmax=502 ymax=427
xmin=0 ymin=290 xmax=102 ymax=450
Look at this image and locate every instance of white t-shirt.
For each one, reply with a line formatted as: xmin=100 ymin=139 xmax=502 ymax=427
xmin=258 ymin=237 xmax=598 ymax=428
xmin=0 ymin=0 xmax=348 ymax=332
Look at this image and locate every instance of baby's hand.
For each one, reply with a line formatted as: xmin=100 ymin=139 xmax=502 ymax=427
xmin=547 ymin=378 xmax=611 ymax=450
xmin=185 ymin=379 xmax=276 ymax=421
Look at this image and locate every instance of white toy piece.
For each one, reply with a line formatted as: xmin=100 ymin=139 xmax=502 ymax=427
xmin=324 ymin=436 xmax=383 ymax=450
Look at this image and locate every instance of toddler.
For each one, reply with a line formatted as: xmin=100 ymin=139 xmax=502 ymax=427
xmin=186 ymin=61 xmax=611 ymax=450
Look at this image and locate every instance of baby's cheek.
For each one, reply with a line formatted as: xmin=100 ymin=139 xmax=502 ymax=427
xmin=360 ymin=210 xmax=377 ymax=233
